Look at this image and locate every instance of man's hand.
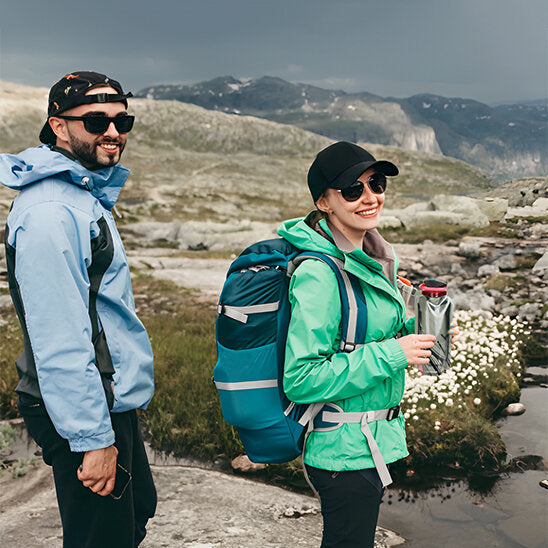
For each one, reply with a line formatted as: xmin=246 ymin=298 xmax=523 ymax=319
xmin=77 ymin=445 xmax=118 ymax=496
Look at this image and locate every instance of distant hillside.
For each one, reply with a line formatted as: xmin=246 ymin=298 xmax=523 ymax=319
xmin=0 ymin=81 xmax=496 ymax=226
xmin=137 ymin=76 xmax=547 ymax=180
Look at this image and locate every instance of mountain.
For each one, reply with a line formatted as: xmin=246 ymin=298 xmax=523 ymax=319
xmin=137 ymin=76 xmax=547 ymax=180
xmin=0 ymin=81 xmax=496 ymax=229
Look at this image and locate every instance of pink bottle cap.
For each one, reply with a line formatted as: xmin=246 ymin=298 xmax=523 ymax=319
xmin=419 ymin=279 xmax=447 ymax=297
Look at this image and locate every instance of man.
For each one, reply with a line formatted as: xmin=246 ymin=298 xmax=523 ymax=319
xmin=0 ymin=71 xmax=156 ymax=547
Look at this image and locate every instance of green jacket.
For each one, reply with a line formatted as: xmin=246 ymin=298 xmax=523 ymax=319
xmin=278 ymin=213 xmax=414 ymax=471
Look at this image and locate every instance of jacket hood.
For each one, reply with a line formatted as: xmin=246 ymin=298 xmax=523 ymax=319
xmin=278 ymin=212 xmax=402 ymax=296
xmin=278 ymin=213 xmax=344 ymax=259
xmin=0 ymin=145 xmax=129 ymax=209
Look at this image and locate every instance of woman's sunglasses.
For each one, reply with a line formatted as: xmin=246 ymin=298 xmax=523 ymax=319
xmin=337 ymin=173 xmax=387 ymax=202
xmin=57 ymin=114 xmax=135 ymax=134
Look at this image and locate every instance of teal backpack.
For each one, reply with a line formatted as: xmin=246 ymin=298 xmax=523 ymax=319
xmin=213 ymin=237 xmax=368 ymax=464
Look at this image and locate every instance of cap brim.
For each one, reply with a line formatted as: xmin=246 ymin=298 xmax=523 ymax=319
xmin=331 ymin=160 xmax=399 ymax=190
xmin=39 ymin=120 xmax=56 ymax=145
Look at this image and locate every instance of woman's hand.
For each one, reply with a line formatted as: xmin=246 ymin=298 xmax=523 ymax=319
xmin=397 ymin=334 xmax=436 ymax=367
xmin=450 ymin=322 xmax=460 ymax=346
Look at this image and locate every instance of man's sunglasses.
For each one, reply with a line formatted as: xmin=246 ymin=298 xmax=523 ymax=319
xmin=337 ymin=173 xmax=387 ymax=202
xmin=56 ymin=114 xmax=135 ymax=134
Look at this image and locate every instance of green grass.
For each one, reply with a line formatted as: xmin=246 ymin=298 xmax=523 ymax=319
xmin=0 ymin=318 xmax=22 ymax=419
xmin=0 ymin=275 xmax=532 ymax=482
xmin=484 ymin=275 xmax=517 ymax=292
xmin=139 ymin=309 xmax=243 ymax=459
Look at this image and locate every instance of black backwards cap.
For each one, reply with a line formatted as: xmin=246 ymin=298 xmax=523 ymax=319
xmin=39 ymin=71 xmax=133 ymax=145
xmin=307 ymin=141 xmax=399 ymax=202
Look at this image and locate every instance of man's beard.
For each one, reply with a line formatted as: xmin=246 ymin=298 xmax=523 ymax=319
xmin=67 ymin=132 xmax=125 ymax=171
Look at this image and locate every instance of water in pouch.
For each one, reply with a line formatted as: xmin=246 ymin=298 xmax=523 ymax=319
xmin=414 ymin=279 xmax=454 ymax=375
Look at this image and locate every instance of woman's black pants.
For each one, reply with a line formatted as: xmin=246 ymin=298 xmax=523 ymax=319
xmin=18 ymin=395 xmax=157 ymax=548
xmin=306 ymin=464 xmax=384 ymax=548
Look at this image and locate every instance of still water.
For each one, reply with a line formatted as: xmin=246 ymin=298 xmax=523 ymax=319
xmin=380 ymin=386 xmax=548 ymax=548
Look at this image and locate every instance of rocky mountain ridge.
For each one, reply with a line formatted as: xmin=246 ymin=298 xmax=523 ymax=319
xmin=0 ymin=80 xmax=496 ymax=228
xmin=137 ymin=76 xmax=546 ymax=179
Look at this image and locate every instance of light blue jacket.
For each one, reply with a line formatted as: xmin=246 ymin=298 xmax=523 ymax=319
xmin=1 ymin=145 xmax=154 ymax=452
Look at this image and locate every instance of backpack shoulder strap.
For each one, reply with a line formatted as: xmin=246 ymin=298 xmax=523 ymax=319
xmin=288 ymin=252 xmax=367 ymax=352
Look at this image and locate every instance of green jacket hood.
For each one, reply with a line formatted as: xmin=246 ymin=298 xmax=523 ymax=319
xmin=278 ymin=213 xmax=343 ymax=259
xmin=278 ymin=212 xmax=400 ymax=293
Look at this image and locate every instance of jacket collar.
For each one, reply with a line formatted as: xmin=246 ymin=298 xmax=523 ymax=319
xmin=315 ymin=217 xmax=402 ymax=303
xmin=0 ymin=145 xmax=129 ymax=210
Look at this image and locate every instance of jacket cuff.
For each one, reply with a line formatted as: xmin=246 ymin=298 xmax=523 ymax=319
xmin=68 ymin=430 xmax=115 ymax=452
xmin=401 ymin=316 xmax=416 ymax=336
xmin=379 ymin=337 xmax=408 ymax=371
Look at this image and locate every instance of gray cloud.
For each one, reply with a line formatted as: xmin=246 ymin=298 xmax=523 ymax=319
xmin=0 ymin=0 xmax=546 ymax=104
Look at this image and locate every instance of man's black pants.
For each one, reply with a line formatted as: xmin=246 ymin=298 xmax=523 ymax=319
xmin=305 ymin=464 xmax=384 ymax=548
xmin=19 ymin=394 xmax=157 ymax=548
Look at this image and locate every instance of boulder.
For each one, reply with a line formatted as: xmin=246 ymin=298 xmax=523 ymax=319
xmin=378 ymin=215 xmax=402 ymax=229
xmin=518 ymin=303 xmax=542 ymax=322
xmin=450 ymin=262 xmax=467 ymax=276
xmin=450 ymin=289 xmax=495 ymax=311
xmin=458 ymin=241 xmax=482 ymax=258
xmin=386 ymin=198 xmax=490 ymax=229
xmin=125 ymin=220 xmax=278 ymax=251
xmin=429 ymin=195 xmax=490 ymax=227
xmin=475 ymin=197 xmax=508 ymax=222
xmin=478 ymin=264 xmax=500 ymax=277
xmin=494 ymin=253 xmax=517 ymax=270
xmin=501 ymin=305 xmax=519 ymax=316
xmin=399 ymin=210 xmax=488 ymax=229
xmin=231 ymin=454 xmax=267 ymax=473
xmin=508 ymin=181 xmax=548 ymax=207
xmin=506 ymin=197 xmax=548 ymax=219
xmin=501 ymin=403 xmax=526 ymax=416
xmin=530 ymin=224 xmax=548 ymax=237
xmin=532 ymin=251 xmax=548 ymax=277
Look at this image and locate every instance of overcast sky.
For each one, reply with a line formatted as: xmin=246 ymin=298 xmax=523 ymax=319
xmin=1 ymin=0 xmax=546 ymax=105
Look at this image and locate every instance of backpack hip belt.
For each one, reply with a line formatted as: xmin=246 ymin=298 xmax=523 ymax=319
xmin=311 ymin=404 xmax=401 ymax=487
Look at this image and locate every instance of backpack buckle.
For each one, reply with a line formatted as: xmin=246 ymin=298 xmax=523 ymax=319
xmin=386 ymin=406 xmax=400 ymax=421
xmin=340 ymin=341 xmax=356 ymax=352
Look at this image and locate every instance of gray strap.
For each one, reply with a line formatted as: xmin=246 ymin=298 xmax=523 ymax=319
xmin=289 ymin=254 xmax=360 ymax=351
xmin=299 ymin=402 xmax=326 ymax=499
xmin=287 ymin=254 xmax=327 ymax=276
xmin=332 ymin=259 xmax=359 ymax=350
xmin=214 ymin=379 xmax=277 ymax=390
xmin=298 ymin=402 xmax=325 ymax=426
xmin=318 ymin=408 xmax=395 ymax=488
xmin=219 ymin=302 xmax=279 ymax=323
xmin=283 ymin=401 xmax=296 ymax=416
xmin=321 ymin=409 xmax=394 ymax=424
xmin=359 ymin=416 xmax=393 ymax=487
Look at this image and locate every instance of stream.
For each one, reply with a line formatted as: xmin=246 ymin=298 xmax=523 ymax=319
xmin=379 ymin=366 xmax=547 ymax=547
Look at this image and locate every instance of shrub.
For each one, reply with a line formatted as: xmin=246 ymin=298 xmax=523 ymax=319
xmin=401 ymin=310 xmax=529 ymax=472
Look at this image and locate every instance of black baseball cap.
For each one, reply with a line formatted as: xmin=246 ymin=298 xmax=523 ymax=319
xmin=39 ymin=71 xmax=133 ymax=145
xmin=308 ymin=141 xmax=399 ymax=202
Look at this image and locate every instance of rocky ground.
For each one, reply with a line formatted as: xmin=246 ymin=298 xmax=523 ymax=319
xmin=0 ymin=180 xmax=546 ymax=547
xmin=0 ymin=420 xmax=403 ymax=548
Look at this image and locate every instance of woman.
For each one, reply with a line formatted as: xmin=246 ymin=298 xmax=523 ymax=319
xmin=279 ymin=141 xmax=439 ymax=547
